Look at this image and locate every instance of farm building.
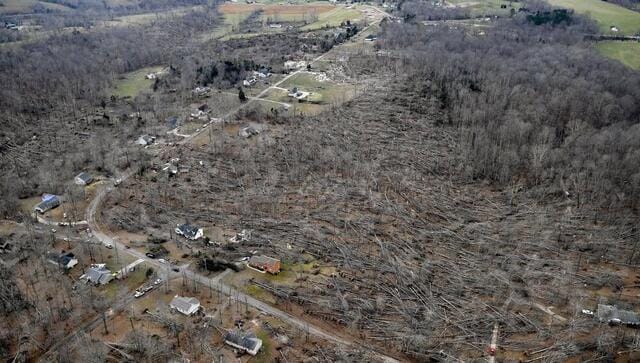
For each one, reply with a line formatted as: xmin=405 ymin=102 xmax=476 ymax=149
xmin=170 ymin=295 xmax=200 ymax=316
xmin=74 ymin=172 xmax=94 ymax=186
xmin=248 ymin=255 xmax=281 ymax=274
xmin=35 ymin=195 xmax=61 ymax=214
xmin=223 ymin=330 xmax=262 ymax=356
xmin=175 ymin=223 xmax=204 ymax=240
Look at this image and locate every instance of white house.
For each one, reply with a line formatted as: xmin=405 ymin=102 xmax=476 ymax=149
xmin=170 ymin=295 xmax=200 ymax=316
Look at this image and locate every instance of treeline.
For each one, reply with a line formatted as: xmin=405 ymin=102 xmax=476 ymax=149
xmin=379 ymin=10 xmax=640 ymax=211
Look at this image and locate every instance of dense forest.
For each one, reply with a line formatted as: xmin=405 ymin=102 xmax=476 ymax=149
xmin=381 ymin=4 xmax=640 ymax=213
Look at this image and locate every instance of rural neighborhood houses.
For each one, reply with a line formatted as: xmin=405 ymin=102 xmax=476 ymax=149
xmin=82 ymin=264 xmax=114 ymax=285
xmin=170 ymin=295 xmax=201 ymax=316
xmin=74 ymin=172 xmax=94 ymax=186
xmin=223 ymin=330 xmax=263 ymax=356
xmin=175 ymin=223 xmax=204 ymax=240
xmin=35 ymin=194 xmax=61 ymax=214
xmin=248 ymin=255 xmax=281 ymax=274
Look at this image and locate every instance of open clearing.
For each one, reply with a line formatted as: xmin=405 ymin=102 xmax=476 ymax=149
xmin=596 ymin=41 xmax=640 ymax=70
xmin=112 ymin=66 xmax=163 ymax=98
xmin=547 ymin=0 xmax=640 ymax=35
xmin=446 ymin=0 xmax=521 ymax=16
xmin=0 ymin=0 xmax=71 ymax=14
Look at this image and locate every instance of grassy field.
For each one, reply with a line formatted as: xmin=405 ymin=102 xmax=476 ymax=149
xmin=208 ymin=2 xmax=338 ymax=40
xmin=446 ymin=0 xmax=521 ymax=16
xmin=0 ymin=0 xmax=71 ymax=14
xmin=300 ymin=6 xmax=362 ymax=30
xmin=547 ymin=0 xmax=640 ymax=35
xmin=596 ymin=41 xmax=640 ymax=70
xmin=112 ymin=66 xmax=163 ymax=98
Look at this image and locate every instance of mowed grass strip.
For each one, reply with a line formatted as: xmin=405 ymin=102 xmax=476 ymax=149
xmin=596 ymin=41 xmax=640 ymax=70
xmin=547 ymin=0 xmax=640 ymax=35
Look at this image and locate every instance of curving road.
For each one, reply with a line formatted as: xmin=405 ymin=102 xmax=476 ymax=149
xmin=42 ymin=8 xmax=401 ymax=362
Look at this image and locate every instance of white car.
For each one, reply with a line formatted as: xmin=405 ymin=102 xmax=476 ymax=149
xmin=134 ymin=291 xmax=145 ymax=298
xmin=158 ymin=259 xmax=167 ymax=264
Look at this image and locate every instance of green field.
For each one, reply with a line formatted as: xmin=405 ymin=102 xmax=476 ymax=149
xmin=112 ymin=66 xmax=163 ymax=98
xmin=596 ymin=41 xmax=640 ymax=70
xmin=547 ymin=0 xmax=640 ymax=35
xmin=300 ymin=7 xmax=362 ymax=30
xmin=446 ymin=0 xmax=521 ymax=16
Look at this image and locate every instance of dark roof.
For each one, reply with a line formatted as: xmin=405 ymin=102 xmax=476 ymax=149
xmin=177 ymin=224 xmax=200 ymax=239
xmin=76 ymin=172 xmax=93 ymax=183
xmin=224 ymin=331 xmax=260 ymax=351
xmin=35 ymin=196 xmax=60 ymax=212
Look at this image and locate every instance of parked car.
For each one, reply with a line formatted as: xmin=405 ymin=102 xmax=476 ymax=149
xmin=158 ymin=258 xmax=167 ymax=264
xmin=145 ymin=252 xmax=156 ymax=259
xmin=134 ymin=291 xmax=145 ymax=298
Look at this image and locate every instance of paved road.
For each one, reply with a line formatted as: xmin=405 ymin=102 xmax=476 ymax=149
xmin=41 ymin=8 xmax=401 ymax=363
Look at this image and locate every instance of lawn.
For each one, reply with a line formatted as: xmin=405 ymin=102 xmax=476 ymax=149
xmin=446 ymin=0 xmax=521 ymax=17
xmin=596 ymin=41 xmax=640 ymax=70
xmin=112 ymin=66 xmax=163 ymax=98
xmin=300 ymin=6 xmax=362 ymax=30
xmin=547 ymin=0 xmax=640 ymax=35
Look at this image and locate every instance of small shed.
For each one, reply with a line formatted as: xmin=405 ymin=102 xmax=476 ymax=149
xmin=170 ymin=295 xmax=200 ymax=316
xmin=74 ymin=172 xmax=94 ymax=186
xmin=249 ymin=255 xmax=281 ymax=274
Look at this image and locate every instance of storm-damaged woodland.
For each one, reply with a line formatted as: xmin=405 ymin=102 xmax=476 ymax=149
xmin=1 ymin=0 xmax=640 ymax=361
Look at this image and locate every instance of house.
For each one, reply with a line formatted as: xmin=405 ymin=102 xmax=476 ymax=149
xmin=239 ymin=126 xmax=259 ymax=138
xmin=175 ymin=223 xmax=204 ymax=240
xmin=223 ymin=330 xmax=262 ymax=356
xmin=597 ymin=304 xmax=640 ymax=327
xmin=137 ymin=135 xmax=156 ymax=146
xmin=48 ymin=252 xmax=78 ymax=269
xmin=243 ymin=78 xmax=257 ymax=87
xmin=35 ymin=195 xmax=61 ymax=214
xmin=82 ymin=264 xmax=113 ymax=285
xmin=74 ymin=172 xmax=94 ymax=186
xmin=248 ymin=255 xmax=281 ymax=274
xmin=170 ymin=295 xmax=200 ymax=316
